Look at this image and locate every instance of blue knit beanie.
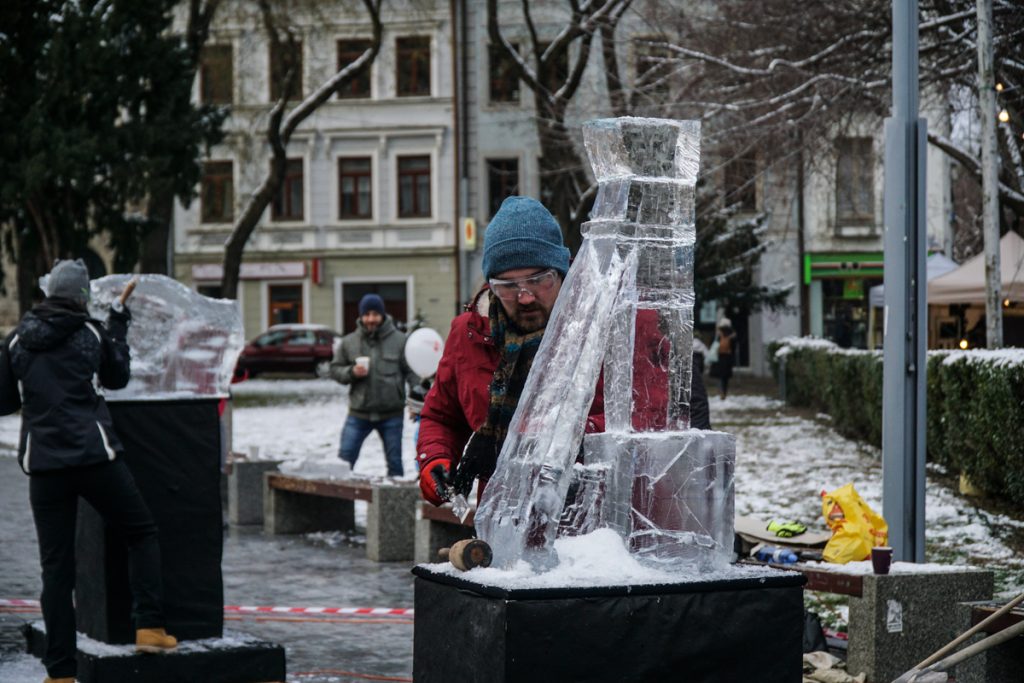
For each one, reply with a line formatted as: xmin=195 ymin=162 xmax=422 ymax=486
xmin=358 ymin=293 xmax=386 ymax=316
xmin=481 ymin=196 xmax=570 ymax=279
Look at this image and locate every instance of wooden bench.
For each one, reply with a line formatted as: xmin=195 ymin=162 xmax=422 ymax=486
xmin=263 ymin=472 xmax=420 ymax=562
xmin=414 ymin=502 xmax=476 ymax=564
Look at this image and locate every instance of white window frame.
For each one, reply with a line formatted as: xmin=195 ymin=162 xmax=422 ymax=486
xmin=332 ymin=147 xmax=380 ymax=226
xmin=390 ymin=147 xmax=438 ymax=224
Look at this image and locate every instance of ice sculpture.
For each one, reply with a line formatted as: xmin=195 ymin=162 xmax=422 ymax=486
xmin=40 ymin=274 xmax=245 ymax=400
xmin=475 ymin=117 xmax=735 ymax=573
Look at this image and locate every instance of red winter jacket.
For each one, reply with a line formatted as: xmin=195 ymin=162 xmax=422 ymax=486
xmin=416 ymin=291 xmax=605 ymax=504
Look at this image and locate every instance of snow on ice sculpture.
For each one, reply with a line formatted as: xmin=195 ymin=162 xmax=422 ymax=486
xmin=86 ymin=274 xmax=244 ymax=399
xmin=475 ymin=117 xmax=735 ymax=573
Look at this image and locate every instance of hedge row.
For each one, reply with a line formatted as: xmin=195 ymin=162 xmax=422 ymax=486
xmin=768 ymin=338 xmax=1024 ymax=506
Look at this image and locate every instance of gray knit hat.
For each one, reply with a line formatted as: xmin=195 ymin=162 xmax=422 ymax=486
xmin=481 ymin=196 xmax=570 ymax=279
xmin=48 ymin=259 xmax=91 ymax=305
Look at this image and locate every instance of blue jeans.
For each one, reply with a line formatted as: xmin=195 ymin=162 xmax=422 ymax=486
xmin=339 ymin=414 xmax=404 ymax=477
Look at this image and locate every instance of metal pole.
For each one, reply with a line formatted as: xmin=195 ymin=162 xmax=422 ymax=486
xmin=976 ymin=0 xmax=1003 ymax=348
xmin=882 ymin=0 xmax=927 ymax=563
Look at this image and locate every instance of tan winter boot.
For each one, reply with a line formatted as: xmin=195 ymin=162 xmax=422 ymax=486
xmin=135 ymin=627 xmax=178 ymax=654
xmin=43 ymin=677 xmax=76 ymax=683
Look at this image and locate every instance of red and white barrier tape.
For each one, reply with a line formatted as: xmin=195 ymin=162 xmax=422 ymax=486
xmin=1 ymin=598 xmax=412 ymax=617
xmin=225 ymin=605 xmax=414 ymax=617
xmin=0 ymin=599 xmax=38 ymax=608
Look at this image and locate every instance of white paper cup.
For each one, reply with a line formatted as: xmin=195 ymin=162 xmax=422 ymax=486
xmin=355 ymin=356 xmax=371 ymax=371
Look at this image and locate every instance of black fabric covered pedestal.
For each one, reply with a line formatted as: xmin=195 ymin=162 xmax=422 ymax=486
xmin=75 ymin=399 xmax=225 ymax=643
xmin=23 ymin=621 xmax=286 ymax=683
xmin=412 ymin=565 xmax=806 ymax=683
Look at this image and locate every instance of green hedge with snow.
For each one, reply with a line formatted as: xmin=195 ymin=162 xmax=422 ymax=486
xmin=768 ymin=339 xmax=1024 ymax=506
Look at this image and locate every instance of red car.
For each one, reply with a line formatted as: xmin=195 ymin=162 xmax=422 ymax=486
xmin=235 ymin=324 xmax=341 ymax=379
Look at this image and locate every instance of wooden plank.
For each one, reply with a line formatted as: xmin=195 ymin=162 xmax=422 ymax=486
xmin=795 ymin=567 xmax=863 ymax=597
xmin=420 ymin=502 xmax=475 ymax=527
xmin=737 ymin=561 xmax=863 ymax=597
xmin=266 ymin=473 xmax=373 ymax=502
xmin=971 ymin=604 xmax=1024 ymax=634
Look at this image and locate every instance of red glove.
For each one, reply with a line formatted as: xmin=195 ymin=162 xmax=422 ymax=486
xmin=419 ymin=458 xmax=454 ymax=506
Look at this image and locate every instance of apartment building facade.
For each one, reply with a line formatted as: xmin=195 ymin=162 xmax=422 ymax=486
xmin=172 ymin=1 xmax=459 ymax=340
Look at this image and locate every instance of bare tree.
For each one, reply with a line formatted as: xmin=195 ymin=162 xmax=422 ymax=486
xmin=636 ymin=1 xmax=1024 ymax=229
xmin=219 ymin=0 xmax=383 ymax=299
xmin=487 ymin=0 xmax=633 ymax=251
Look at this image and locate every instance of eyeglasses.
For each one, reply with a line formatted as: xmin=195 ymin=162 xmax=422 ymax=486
xmin=488 ymin=269 xmax=559 ymax=302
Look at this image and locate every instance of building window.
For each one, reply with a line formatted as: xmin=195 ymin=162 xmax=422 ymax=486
xmin=487 ymin=158 xmax=519 ymax=218
xmin=197 ymin=284 xmax=222 ymax=299
xmin=269 ymin=284 xmax=303 ymax=325
xmin=199 ymin=45 xmax=233 ymax=105
xmin=338 ymin=157 xmax=372 ymax=219
xmin=397 ymin=155 xmax=431 ymax=218
xmin=836 ymin=137 xmax=874 ymax=224
xmin=489 ymin=43 xmax=520 ymax=103
xmin=270 ymin=39 xmax=303 ymax=101
xmin=396 ymin=36 xmax=430 ymax=97
xmin=634 ymin=38 xmax=671 ymax=98
xmin=538 ymin=41 xmax=569 ymax=92
xmin=724 ymin=152 xmax=757 ymax=212
xmin=336 ymin=39 xmax=372 ymax=99
xmin=272 ymin=158 xmax=304 ymax=222
xmin=201 ymin=161 xmax=234 ymax=223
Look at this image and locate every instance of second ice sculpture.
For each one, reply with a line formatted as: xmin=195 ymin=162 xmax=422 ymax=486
xmin=475 ymin=117 xmax=735 ymax=573
xmin=88 ymin=275 xmax=244 ymax=400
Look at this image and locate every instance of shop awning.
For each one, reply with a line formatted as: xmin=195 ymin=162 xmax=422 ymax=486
xmin=868 ymin=252 xmax=958 ymax=308
xmin=927 ymin=231 xmax=1024 ymax=305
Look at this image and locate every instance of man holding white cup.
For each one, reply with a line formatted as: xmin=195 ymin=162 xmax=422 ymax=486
xmin=330 ymin=294 xmax=418 ymax=476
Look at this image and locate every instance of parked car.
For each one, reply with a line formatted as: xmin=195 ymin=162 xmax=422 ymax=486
xmin=234 ymin=324 xmax=341 ymax=379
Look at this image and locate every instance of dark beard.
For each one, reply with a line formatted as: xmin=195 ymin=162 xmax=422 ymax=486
xmin=509 ymin=306 xmax=549 ymax=333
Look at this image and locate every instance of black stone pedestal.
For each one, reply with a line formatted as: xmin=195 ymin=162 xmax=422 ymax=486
xmin=23 ymin=621 xmax=286 ymax=683
xmin=412 ymin=565 xmax=806 ymax=683
xmin=76 ymin=399 xmax=225 ymax=643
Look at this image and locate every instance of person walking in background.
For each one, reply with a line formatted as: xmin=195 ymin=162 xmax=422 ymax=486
xmin=330 ymin=294 xmax=418 ymax=477
xmin=710 ymin=317 xmax=738 ymax=399
xmin=0 ymin=260 xmax=177 ymax=683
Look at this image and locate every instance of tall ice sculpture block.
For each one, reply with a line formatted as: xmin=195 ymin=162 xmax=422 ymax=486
xmin=476 ymin=117 xmax=737 ymax=572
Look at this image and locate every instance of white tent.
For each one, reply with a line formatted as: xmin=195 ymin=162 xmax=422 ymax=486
xmin=869 ymin=252 xmax=959 ymax=308
xmin=927 ymin=231 xmax=1024 ymax=304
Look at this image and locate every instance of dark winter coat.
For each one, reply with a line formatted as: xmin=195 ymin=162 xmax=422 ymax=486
xmin=330 ymin=315 xmax=416 ymax=420
xmin=0 ymin=298 xmax=132 ymax=474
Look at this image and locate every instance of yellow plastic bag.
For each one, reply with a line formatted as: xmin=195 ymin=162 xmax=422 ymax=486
xmin=820 ymin=483 xmax=888 ymax=564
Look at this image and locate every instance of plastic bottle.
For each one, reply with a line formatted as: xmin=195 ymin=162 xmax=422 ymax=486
xmin=755 ymin=546 xmax=799 ymax=564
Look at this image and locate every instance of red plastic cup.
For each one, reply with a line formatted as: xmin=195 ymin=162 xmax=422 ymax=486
xmin=871 ymin=546 xmax=893 ymax=575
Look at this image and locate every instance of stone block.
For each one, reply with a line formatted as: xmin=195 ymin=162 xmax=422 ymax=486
xmin=263 ymin=472 xmax=355 ymax=535
xmin=228 ymin=460 xmax=283 ymax=526
xmin=846 ymin=569 xmax=993 ymax=683
xmin=366 ymin=482 xmax=421 ymax=562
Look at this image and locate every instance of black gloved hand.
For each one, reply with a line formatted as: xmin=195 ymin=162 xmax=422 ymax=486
xmin=429 ymin=463 xmax=455 ymax=503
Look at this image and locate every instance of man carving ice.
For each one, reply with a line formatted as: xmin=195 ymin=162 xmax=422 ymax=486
xmin=416 ymin=196 xmax=710 ymax=507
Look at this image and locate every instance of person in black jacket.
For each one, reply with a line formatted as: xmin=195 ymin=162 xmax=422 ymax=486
xmin=0 ymin=260 xmax=176 ymax=683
